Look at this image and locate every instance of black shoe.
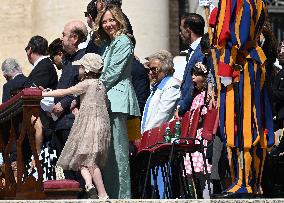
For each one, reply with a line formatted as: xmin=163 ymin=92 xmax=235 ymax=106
xmin=211 ymin=192 xmax=239 ymax=199
xmin=269 ymin=139 xmax=284 ymax=156
xmin=212 ymin=179 xmax=222 ymax=195
xmin=211 ymin=192 xmax=253 ymax=199
xmin=86 ymin=186 xmax=98 ymax=199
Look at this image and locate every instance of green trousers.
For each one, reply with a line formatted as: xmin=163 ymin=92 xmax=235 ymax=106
xmin=103 ymin=112 xmax=131 ymax=199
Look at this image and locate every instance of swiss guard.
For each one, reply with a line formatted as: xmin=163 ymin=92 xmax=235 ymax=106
xmin=211 ymin=0 xmax=274 ymax=197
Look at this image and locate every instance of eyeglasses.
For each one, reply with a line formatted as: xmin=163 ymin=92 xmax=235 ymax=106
xmin=148 ymin=66 xmax=160 ymax=74
xmin=84 ymin=12 xmax=89 ymax=17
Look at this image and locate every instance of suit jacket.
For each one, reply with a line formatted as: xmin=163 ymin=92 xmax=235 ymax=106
xmin=2 ymin=74 xmax=27 ymax=103
xmin=24 ymin=57 xmax=58 ymax=89
xmin=141 ymin=76 xmax=181 ymax=133
xmin=272 ymin=68 xmax=284 ymax=121
xmin=85 ymin=33 xmax=106 ymax=55
xmin=54 ymin=49 xmax=85 ymax=131
xmin=100 ymin=34 xmax=140 ymax=116
xmin=178 ymin=44 xmax=204 ymax=116
xmin=131 ymin=58 xmax=150 ymax=115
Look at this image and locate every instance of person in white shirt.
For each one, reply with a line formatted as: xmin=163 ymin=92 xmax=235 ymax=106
xmin=141 ymin=50 xmax=181 ymax=133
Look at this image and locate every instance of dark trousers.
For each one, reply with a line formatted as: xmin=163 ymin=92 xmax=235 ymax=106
xmin=53 ymin=129 xmax=70 ymax=157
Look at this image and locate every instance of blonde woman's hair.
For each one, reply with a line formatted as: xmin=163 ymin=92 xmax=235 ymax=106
xmin=94 ymin=5 xmax=128 ymax=45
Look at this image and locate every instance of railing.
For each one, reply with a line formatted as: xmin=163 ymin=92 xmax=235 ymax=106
xmin=0 ymin=88 xmax=44 ymax=200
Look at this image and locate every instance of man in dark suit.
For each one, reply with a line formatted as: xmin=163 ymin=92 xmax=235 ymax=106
xmin=175 ymin=13 xmax=205 ymax=118
xmin=84 ymin=0 xmax=102 ymax=54
xmin=269 ymin=42 xmax=284 ymax=156
xmin=131 ymin=57 xmax=150 ymax=115
xmin=1 ymin=58 xmax=27 ymax=103
xmin=1 ymin=58 xmax=27 ymax=167
xmin=50 ymin=20 xmax=87 ymax=191
xmin=24 ymin=35 xmax=58 ymax=89
xmin=53 ymin=20 xmax=87 ymax=157
xmin=24 ymin=35 xmax=59 ymax=154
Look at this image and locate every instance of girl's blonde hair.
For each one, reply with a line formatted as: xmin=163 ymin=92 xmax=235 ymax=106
xmin=94 ymin=5 xmax=128 ymax=45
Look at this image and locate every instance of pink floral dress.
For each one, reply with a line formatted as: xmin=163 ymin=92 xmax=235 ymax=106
xmin=184 ymin=91 xmax=212 ymax=174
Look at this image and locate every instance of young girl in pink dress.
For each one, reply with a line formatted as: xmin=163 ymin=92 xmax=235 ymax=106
xmin=42 ymin=53 xmax=110 ymax=199
xmin=184 ymin=62 xmax=213 ymax=198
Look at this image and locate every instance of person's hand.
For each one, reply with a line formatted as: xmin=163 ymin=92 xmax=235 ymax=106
xmin=70 ymin=99 xmax=77 ymax=111
xmin=52 ymin=102 xmax=64 ymax=115
xmin=38 ymin=86 xmax=45 ymax=91
xmin=72 ymin=107 xmax=79 ymax=117
xmin=208 ymin=97 xmax=217 ymax=110
xmin=39 ymin=86 xmax=52 ymax=96
xmin=207 ymin=87 xmax=217 ymax=110
xmin=174 ymin=108 xmax=180 ymax=120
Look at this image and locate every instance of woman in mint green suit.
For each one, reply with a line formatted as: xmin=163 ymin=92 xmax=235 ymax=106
xmin=95 ymin=5 xmax=140 ymax=199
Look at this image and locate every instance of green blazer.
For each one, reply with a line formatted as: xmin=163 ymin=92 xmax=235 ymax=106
xmin=100 ymin=34 xmax=140 ymax=117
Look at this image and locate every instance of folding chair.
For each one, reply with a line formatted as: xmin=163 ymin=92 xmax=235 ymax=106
xmin=138 ymin=111 xmax=201 ymax=198
xmin=166 ymin=106 xmax=218 ymax=198
xmin=165 ymin=109 xmax=202 ymax=198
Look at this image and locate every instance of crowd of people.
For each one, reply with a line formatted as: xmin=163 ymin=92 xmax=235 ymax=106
xmin=0 ymin=0 xmax=284 ymax=200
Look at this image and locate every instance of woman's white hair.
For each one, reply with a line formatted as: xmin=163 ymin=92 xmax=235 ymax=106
xmin=147 ymin=50 xmax=175 ymax=75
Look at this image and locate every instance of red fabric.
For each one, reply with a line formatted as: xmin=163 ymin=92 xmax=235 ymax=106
xmin=0 ymin=88 xmax=42 ymax=111
xmin=218 ymin=61 xmax=233 ymax=77
xmin=201 ymin=108 xmax=218 ymax=141
xmin=188 ymin=107 xmax=200 ymax=138
xmin=43 ymin=179 xmax=80 ymax=189
xmin=219 ymin=0 xmax=232 ymax=44
xmin=209 ymin=7 xmax=218 ymax=27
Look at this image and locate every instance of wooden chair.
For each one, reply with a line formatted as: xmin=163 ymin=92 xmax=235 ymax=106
xmin=0 ymin=88 xmax=82 ymax=200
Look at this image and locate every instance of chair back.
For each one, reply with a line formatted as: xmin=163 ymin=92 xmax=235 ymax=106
xmin=147 ymin=127 xmax=160 ymax=148
xmin=188 ymin=107 xmax=200 ymax=138
xmin=201 ymin=108 xmax=218 ymax=141
xmin=139 ymin=130 xmax=150 ymax=151
xmin=157 ymin=122 xmax=169 ymax=143
xmin=180 ymin=111 xmax=191 ymax=139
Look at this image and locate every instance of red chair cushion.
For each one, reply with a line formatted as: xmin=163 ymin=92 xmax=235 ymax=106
xmin=43 ymin=179 xmax=80 ymax=189
xmin=0 ymin=88 xmax=42 ymax=111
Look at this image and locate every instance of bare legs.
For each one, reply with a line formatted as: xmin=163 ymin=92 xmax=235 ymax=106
xmin=31 ymin=115 xmax=43 ymax=155
xmin=81 ymin=165 xmax=108 ymax=198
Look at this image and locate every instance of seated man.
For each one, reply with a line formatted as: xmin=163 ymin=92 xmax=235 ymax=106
xmin=24 ymin=36 xmax=58 ymax=155
xmin=1 ymin=58 xmax=27 ymax=177
xmin=2 ymin=58 xmax=27 ymax=103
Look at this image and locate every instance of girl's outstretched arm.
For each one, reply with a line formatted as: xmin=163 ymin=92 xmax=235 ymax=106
xmin=42 ymin=80 xmax=89 ymax=98
xmin=42 ymin=88 xmax=74 ymax=98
